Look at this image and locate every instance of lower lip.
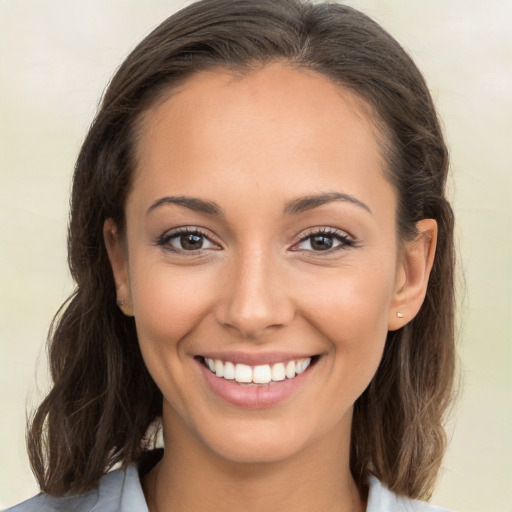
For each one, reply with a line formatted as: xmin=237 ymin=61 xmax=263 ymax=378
xmin=197 ymin=360 xmax=314 ymax=409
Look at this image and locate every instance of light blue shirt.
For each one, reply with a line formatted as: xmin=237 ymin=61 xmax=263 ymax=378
xmin=5 ymin=465 xmax=450 ymax=512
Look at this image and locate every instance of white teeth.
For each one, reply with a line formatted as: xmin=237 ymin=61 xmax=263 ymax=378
xmin=253 ymin=364 xmax=272 ymax=384
xmin=285 ymin=360 xmax=296 ymax=379
xmin=235 ymin=364 xmax=253 ymax=383
xmin=296 ymin=357 xmax=311 ymax=374
xmin=271 ymin=362 xmax=286 ymax=381
xmin=204 ymin=357 xmax=313 ymax=384
xmin=223 ymin=361 xmax=235 ymax=380
xmin=214 ymin=359 xmax=224 ymax=378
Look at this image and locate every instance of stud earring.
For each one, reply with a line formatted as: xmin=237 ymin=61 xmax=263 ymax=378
xmin=397 ymin=311 xmax=404 ymax=318
xmin=117 ymin=298 xmax=125 ymax=307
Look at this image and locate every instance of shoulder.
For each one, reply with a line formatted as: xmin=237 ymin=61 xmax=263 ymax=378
xmin=3 ymin=465 xmax=148 ymax=512
xmin=367 ymin=475 xmax=451 ymax=512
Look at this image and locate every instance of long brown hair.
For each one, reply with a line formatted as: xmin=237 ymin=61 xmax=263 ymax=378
xmin=28 ymin=0 xmax=455 ymax=499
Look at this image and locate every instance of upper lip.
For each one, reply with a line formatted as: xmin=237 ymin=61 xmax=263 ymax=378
xmin=197 ymin=351 xmax=317 ymax=366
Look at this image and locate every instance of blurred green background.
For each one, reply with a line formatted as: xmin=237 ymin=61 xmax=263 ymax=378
xmin=1 ymin=1 xmax=511 ymax=510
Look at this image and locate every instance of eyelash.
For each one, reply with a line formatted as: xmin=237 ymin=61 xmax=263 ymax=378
xmin=156 ymin=227 xmax=220 ymax=255
xmin=291 ymin=227 xmax=356 ymax=254
xmin=155 ymin=226 xmax=356 ymax=255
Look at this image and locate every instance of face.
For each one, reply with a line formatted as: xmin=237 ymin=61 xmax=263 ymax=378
xmin=106 ymin=63 xmax=434 ymax=465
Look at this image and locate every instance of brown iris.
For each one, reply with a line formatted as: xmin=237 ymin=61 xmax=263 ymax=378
xmin=180 ymin=233 xmax=204 ymax=250
xmin=310 ymin=234 xmax=334 ymax=251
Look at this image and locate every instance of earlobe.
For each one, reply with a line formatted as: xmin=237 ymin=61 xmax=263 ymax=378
xmin=388 ymin=219 xmax=437 ymax=331
xmin=103 ymin=219 xmax=134 ymax=317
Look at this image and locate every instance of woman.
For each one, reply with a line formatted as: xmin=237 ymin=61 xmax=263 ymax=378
xmin=7 ymin=0 xmax=455 ymax=510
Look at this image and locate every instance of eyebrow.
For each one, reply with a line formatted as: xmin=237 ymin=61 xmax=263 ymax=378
xmin=146 ymin=196 xmax=223 ymax=216
xmin=284 ymin=192 xmax=372 ymax=215
xmin=146 ymin=191 xmax=372 ymax=217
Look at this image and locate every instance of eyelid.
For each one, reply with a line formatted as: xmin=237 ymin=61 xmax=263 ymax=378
xmin=290 ymin=226 xmax=356 ymax=252
xmin=155 ymin=225 xmax=356 ymax=255
xmin=156 ymin=226 xmax=222 ymax=253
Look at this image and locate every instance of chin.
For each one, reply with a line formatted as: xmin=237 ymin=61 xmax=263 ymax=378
xmin=206 ymin=426 xmax=309 ymax=465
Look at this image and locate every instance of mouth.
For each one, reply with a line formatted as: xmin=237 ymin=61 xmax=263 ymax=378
xmin=196 ymin=354 xmax=319 ymax=408
xmin=198 ymin=355 xmax=319 ymax=385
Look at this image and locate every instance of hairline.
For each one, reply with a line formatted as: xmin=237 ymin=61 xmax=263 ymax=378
xmin=126 ymin=60 xmax=400 ymax=232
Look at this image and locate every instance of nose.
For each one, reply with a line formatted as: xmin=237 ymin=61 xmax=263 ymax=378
xmin=214 ymin=249 xmax=295 ymax=339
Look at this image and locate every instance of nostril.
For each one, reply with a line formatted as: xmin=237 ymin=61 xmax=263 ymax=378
xmin=214 ymin=309 xmax=295 ymax=339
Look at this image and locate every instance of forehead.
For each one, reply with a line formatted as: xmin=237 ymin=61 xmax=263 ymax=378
xmin=131 ymin=63 xmax=393 ymax=214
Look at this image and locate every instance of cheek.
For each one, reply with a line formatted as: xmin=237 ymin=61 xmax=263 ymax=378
xmin=127 ymin=261 xmax=221 ymax=412
xmin=297 ymin=259 xmax=396 ymax=377
xmin=303 ymin=261 xmax=394 ymax=332
xmin=129 ymin=261 xmax=216 ymax=349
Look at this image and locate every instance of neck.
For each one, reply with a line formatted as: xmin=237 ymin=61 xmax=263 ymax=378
xmin=143 ymin=409 xmax=366 ymax=512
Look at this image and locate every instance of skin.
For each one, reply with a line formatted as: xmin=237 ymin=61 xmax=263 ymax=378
xmin=105 ymin=63 xmax=437 ymax=512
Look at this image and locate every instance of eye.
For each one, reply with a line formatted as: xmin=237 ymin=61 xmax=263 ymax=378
xmin=292 ymin=228 xmax=355 ymax=252
xmin=157 ymin=228 xmax=220 ymax=253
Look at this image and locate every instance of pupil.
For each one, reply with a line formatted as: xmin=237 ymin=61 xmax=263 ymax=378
xmin=181 ymin=233 xmax=203 ymax=250
xmin=311 ymin=235 xmax=333 ymax=251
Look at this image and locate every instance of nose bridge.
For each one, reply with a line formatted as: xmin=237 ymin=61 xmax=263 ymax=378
xmin=217 ymin=244 xmax=293 ymax=338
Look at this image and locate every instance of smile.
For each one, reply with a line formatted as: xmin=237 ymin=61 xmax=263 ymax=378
xmin=197 ymin=353 xmax=319 ymax=408
xmin=203 ymin=357 xmax=312 ymax=384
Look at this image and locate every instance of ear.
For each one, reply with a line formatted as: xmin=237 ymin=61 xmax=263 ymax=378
xmin=388 ymin=219 xmax=437 ymax=331
xmin=103 ymin=218 xmax=134 ymax=317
